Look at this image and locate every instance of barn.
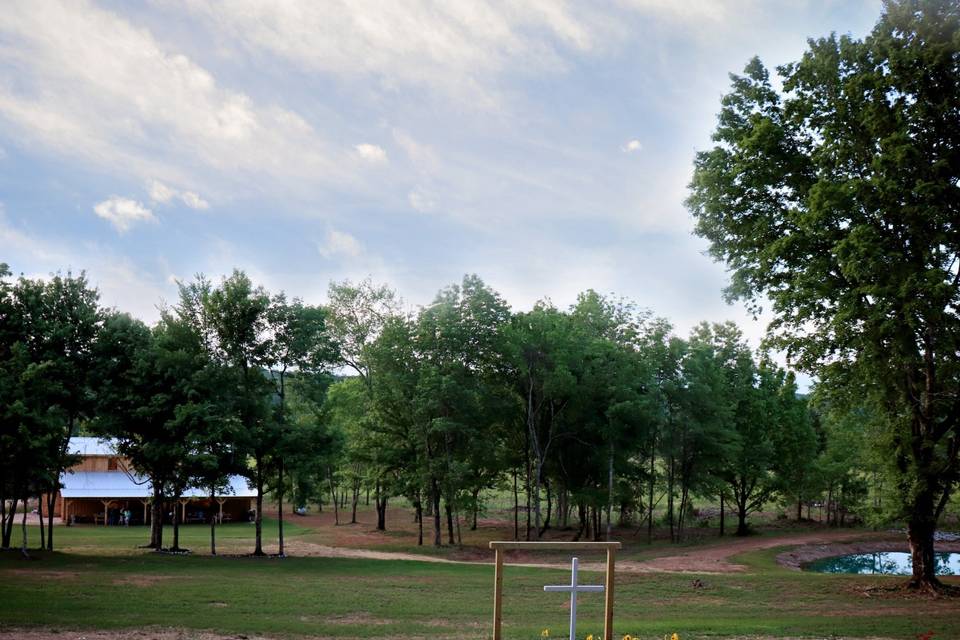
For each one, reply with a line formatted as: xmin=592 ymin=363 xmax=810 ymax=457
xmin=50 ymin=437 xmax=256 ymax=526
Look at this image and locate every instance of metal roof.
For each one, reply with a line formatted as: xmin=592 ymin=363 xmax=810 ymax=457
xmin=68 ymin=436 xmax=117 ymax=457
xmin=60 ymin=471 xmax=256 ymax=499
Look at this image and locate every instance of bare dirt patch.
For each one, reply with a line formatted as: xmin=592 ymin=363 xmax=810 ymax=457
xmin=3 ymin=569 xmax=79 ymax=580
xmin=300 ymin=611 xmax=394 ymax=626
xmin=111 ymin=574 xmax=173 ymax=587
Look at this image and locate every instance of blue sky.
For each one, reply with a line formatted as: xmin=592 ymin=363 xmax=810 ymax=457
xmin=1 ymin=0 xmax=881 ymax=371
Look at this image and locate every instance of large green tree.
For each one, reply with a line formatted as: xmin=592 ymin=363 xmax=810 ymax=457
xmin=9 ymin=271 xmax=100 ymax=551
xmin=687 ymin=0 xmax=960 ymax=588
xmin=179 ymin=272 xmax=274 ymax=556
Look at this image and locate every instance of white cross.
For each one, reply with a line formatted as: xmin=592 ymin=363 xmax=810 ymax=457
xmin=543 ymin=557 xmax=605 ymax=640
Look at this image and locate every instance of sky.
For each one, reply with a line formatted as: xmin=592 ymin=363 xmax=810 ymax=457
xmin=0 ymin=0 xmax=883 ymax=380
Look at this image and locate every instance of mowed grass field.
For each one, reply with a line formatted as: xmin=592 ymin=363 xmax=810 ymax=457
xmin=1 ymin=519 xmax=959 ymax=639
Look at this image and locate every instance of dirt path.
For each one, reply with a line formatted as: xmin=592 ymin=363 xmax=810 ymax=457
xmin=621 ymin=528 xmax=892 ymax=573
xmin=274 ymin=528 xmax=892 ymax=574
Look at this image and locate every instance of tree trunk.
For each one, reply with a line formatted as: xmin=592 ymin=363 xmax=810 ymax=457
xmin=150 ymin=496 xmax=163 ymax=550
xmin=416 ymin=496 xmax=423 ymax=546
xmin=210 ymin=488 xmax=217 ymax=556
xmin=350 ymin=472 xmax=360 ymax=524
xmin=45 ymin=492 xmax=55 ymax=551
xmin=606 ymin=440 xmax=614 ymax=541
xmin=533 ymin=459 xmax=543 ymax=539
xmin=0 ymin=490 xmax=6 ymax=548
xmin=524 ymin=423 xmax=532 ymax=541
xmin=906 ymin=490 xmax=941 ymax=590
xmin=431 ymin=477 xmax=441 ymax=547
xmin=647 ymin=431 xmax=656 ymax=544
xmin=667 ymin=455 xmax=675 ymax=543
xmin=278 ymin=458 xmax=285 ymax=557
xmin=328 ymin=466 xmax=339 ymax=526
xmin=375 ymin=480 xmax=387 ymax=531
xmin=445 ymin=499 xmax=455 ymax=545
xmin=20 ymin=499 xmax=29 ymax=558
xmin=539 ymin=480 xmax=551 ymax=536
xmin=797 ymin=498 xmax=803 ymax=522
xmin=573 ymin=502 xmax=586 ymax=541
xmin=3 ymin=496 xmax=19 ymax=548
xmin=719 ymin=493 xmax=725 ymax=537
xmin=735 ymin=502 xmax=749 ymax=537
xmin=38 ymin=495 xmax=45 ymax=550
xmin=826 ymin=484 xmax=834 ymax=527
xmin=513 ymin=468 xmax=519 ymax=541
xmin=172 ymin=495 xmax=181 ymax=551
xmin=455 ymin=507 xmax=462 ymax=546
xmin=471 ymin=487 xmax=479 ymax=531
xmin=254 ymin=461 xmax=265 ymax=556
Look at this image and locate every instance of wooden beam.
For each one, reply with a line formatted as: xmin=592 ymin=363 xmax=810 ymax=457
xmin=101 ymin=500 xmax=112 ymax=527
xmin=492 ymin=548 xmax=504 ymax=640
xmin=603 ymin=547 xmax=616 ymax=640
xmin=489 ymin=541 xmax=621 ymax=551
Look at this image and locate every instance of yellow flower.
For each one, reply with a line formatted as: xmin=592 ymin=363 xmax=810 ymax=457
xmin=586 ymin=635 xmax=593 ymax=640
xmin=622 ymin=635 xmax=633 ymax=640
xmin=541 ymin=629 xmax=550 ymax=638
xmin=672 ymin=634 xmax=680 ymax=640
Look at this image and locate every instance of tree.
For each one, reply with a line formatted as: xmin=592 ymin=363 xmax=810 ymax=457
xmin=414 ymin=275 xmax=513 ymax=546
xmin=180 ymin=272 xmax=274 ymax=556
xmin=264 ymin=295 xmax=336 ymax=556
xmin=687 ymin=0 xmax=960 ymax=588
xmin=9 ymin=271 xmax=100 ymax=551
xmin=326 ymin=278 xmax=401 ymax=530
xmin=771 ymin=385 xmax=818 ymax=522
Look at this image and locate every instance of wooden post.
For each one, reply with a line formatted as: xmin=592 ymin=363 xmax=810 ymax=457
xmin=489 ymin=541 xmax=620 ymax=640
xmin=493 ymin=548 xmax=504 ymax=640
xmin=603 ymin=547 xmax=616 ymax=640
xmin=64 ymin=499 xmax=70 ymax=526
xmin=141 ymin=499 xmax=150 ymax=525
xmin=216 ymin=498 xmax=226 ymax=524
xmin=180 ymin=499 xmax=189 ymax=522
xmin=101 ymin=500 xmax=112 ymax=527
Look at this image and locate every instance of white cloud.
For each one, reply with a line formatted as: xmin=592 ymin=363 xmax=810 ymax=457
xmin=317 ymin=229 xmax=362 ymax=260
xmin=180 ymin=191 xmax=210 ymax=210
xmin=0 ymin=0 xmax=347 ymax=197
xmin=176 ymin=1 xmax=619 ymax=106
xmin=149 ymin=180 xmax=177 ymax=204
xmin=354 ymin=143 xmax=388 ymax=164
xmin=149 ymin=180 xmax=210 ymax=210
xmin=615 ymin=0 xmax=736 ymax=23
xmin=93 ymin=197 xmax=156 ymax=232
xmin=622 ymin=139 xmax=642 ymax=153
xmin=408 ymin=187 xmax=437 ymax=213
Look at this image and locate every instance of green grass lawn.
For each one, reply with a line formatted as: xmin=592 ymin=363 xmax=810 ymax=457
xmin=1 ymin=520 xmax=958 ymax=639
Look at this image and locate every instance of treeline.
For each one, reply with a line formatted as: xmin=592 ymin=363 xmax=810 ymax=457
xmin=1 ymin=264 xmax=873 ymax=555
xmin=324 ymin=275 xmax=870 ymax=546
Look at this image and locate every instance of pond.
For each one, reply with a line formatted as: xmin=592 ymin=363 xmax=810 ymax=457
xmin=806 ymin=552 xmax=960 ymax=575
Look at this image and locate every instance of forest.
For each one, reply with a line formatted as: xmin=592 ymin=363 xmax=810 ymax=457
xmin=0 ymin=264 xmax=885 ymax=560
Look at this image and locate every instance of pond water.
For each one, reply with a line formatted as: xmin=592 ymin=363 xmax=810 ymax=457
xmin=806 ymin=552 xmax=960 ymax=575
